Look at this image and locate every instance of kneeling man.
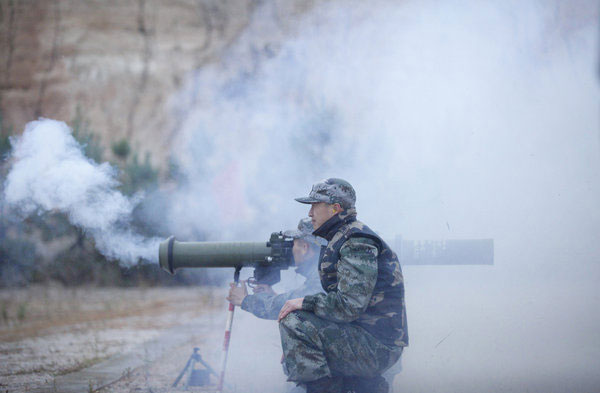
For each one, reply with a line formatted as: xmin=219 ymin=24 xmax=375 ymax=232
xmin=278 ymin=178 xmax=408 ymax=393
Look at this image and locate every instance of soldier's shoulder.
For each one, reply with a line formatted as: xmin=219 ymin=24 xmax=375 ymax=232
xmin=340 ymin=236 xmax=379 ymax=259
xmin=344 ymin=220 xmax=381 ymax=244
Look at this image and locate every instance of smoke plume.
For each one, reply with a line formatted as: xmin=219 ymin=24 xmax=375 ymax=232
xmin=3 ymin=118 xmax=160 ymax=265
xmin=163 ymin=1 xmax=600 ymax=392
xmin=167 ymin=0 xmax=600 ymax=263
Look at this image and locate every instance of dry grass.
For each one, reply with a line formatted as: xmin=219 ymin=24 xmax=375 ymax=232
xmin=0 ymin=285 xmax=222 ymax=392
xmin=0 ymin=285 xmax=218 ymax=340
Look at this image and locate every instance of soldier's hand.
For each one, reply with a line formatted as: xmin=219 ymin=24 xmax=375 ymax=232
xmin=278 ymin=297 xmax=304 ymax=322
xmin=253 ymin=284 xmax=276 ymax=295
xmin=226 ymin=280 xmax=248 ymax=306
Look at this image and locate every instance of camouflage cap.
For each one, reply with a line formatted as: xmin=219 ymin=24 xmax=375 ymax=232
xmin=295 ymin=178 xmax=356 ymax=209
xmin=284 ymin=217 xmax=316 ymax=241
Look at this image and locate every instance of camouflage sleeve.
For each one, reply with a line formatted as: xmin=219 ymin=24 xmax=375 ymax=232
xmin=301 ymin=237 xmax=378 ymax=322
xmin=241 ymin=276 xmax=324 ymax=320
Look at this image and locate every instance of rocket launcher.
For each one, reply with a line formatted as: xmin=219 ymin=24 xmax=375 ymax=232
xmin=158 ymin=232 xmax=295 ymax=286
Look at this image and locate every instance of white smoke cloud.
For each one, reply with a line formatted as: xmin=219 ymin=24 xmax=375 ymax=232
xmin=163 ymin=2 xmax=600 ymax=391
xmin=3 ymin=118 xmax=160 ymax=265
xmin=168 ymin=0 xmax=600 ymax=261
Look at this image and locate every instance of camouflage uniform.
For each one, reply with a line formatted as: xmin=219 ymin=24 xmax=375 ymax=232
xmin=242 ymin=218 xmax=324 ymax=320
xmin=281 ymin=179 xmax=408 ymax=384
xmin=241 ymin=257 xmax=322 ymax=320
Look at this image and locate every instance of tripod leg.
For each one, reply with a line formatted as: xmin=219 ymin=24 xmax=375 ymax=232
xmin=185 ymin=357 xmax=197 ymax=388
xmin=198 ymin=356 xmax=218 ymax=377
xmin=172 ymin=357 xmax=192 ymax=388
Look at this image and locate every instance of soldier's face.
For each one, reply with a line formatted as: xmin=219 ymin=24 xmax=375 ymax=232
xmin=309 ymin=202 xmax=337 ymax=230
xmin=292 ymin=239 xmax=309 ymax=266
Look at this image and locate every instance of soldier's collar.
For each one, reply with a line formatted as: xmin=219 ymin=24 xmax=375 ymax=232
xmin=313 ymin=208 xmax=357 ymax=241
xmin=339 ymin=207 xmax=357 ymax=221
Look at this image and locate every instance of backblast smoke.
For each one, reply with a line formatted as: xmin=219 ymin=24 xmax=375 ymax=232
xmin=3 ymin=118 xmax=160 ymax=265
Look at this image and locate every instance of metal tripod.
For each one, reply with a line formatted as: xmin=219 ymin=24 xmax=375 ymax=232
xmin=172 ymin=347 xmax=218 ymax=389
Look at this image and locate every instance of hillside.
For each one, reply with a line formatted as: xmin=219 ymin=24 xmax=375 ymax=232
xmin=0 ymin=0 xmax=315 ymax=168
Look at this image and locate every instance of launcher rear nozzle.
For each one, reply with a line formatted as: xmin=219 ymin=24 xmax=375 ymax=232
xmin=159 ymin=236 xmax=176 ymax=274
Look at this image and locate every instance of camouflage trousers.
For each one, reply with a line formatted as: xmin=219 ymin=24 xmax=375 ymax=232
xmin=279 ymin=311 xmax=402 ymax=383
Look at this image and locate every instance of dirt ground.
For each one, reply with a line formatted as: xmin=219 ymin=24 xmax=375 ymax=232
xmin=0 ymin=285 xmax=224 ymax=393
xmin=6 ymin=265 xmax=598 ymax=393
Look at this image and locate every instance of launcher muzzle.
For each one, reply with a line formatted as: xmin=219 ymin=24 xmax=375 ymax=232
xmin=158 ymin=232 xmax=295 ymax=285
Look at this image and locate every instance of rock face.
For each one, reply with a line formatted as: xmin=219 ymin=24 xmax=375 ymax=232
xmin=0 ymin=0 xmax=272 ymax=166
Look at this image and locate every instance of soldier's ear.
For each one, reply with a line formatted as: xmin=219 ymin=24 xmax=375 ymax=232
xmin=298 ymin=240 xmax=309 ymax=255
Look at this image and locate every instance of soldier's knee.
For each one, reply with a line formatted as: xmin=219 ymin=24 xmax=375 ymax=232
xmin=279 ymin=310 xmax=301 ymax=330
xmin=280 ymin=311 xmax=317 ymax=338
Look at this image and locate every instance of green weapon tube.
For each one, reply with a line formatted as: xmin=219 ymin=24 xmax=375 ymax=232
xmin=159 ymin=236 xmax=272 ymax=274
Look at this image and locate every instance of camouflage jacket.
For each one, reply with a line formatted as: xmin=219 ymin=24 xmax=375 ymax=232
xmin=241 ymin=257 xmax=322 ymax=320
xmin=301 ymin=208 xmax=408 ymax=348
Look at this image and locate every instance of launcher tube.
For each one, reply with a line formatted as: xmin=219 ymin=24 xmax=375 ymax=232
xmin=159 ymin=236 xmax=272 ymax=274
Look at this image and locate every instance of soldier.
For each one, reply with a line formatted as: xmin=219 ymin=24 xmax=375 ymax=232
xmin=227 ymin=218 xmax=323 ymax=320
xmin=277 ymin=178 xmax=408 ymax=393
